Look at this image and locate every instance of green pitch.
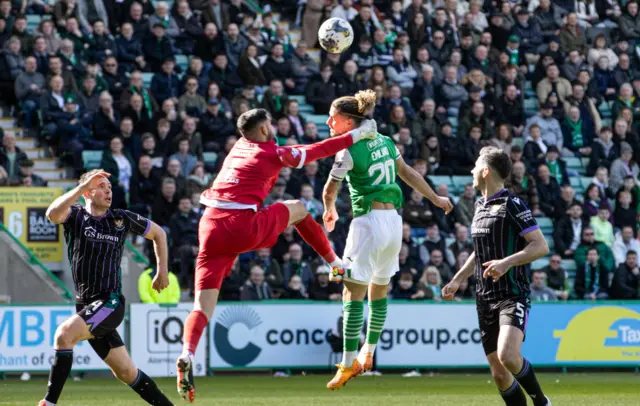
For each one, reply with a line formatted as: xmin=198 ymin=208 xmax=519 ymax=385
xmin=2 ymin=373 xmax=638 ymax=405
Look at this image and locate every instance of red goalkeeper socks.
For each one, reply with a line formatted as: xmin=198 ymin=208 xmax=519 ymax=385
xmin=183 ymin=310 xmax=209 ymax=355
xmin=295 ymin=214 xmax=337 ymax=264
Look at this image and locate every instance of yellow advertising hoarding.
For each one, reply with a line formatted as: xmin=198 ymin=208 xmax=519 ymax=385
xmin=0 ymin=187 xmax=63 ymax=263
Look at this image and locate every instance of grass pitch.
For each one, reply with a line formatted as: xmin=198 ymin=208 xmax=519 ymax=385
xmin=1 ymin=372 xmax=638 ymax=405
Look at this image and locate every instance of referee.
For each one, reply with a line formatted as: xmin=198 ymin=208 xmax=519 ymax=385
xmin=442 ymin=148 xmax=551 ymax=406
xmin=40 ymin=169 xmax=174 ymax=406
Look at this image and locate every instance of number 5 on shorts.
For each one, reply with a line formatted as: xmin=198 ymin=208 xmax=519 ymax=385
xmin=515 ymin=302 xmax=526 ymax=327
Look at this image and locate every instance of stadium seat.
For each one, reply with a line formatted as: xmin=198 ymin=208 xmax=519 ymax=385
xmin=569 ymin=176 xmax=583 ymax=193
xmin=428 ymin=175 xmax=453 ymax=190
xmin=82 ymin=150 xmax=103 ymax=170
xmin=175 ymin=54 xmax=189 ymax=72
xmin=303 ymin=114 xmax=329 ymax=126
xmin=289 ymin=95 xmax=306 ymax=104
xmin=449 ymin=117 xmax=458 ymax=129
xmin=203 ymin=152 xmax=218 ymax=166
xmin=511 ymin=137 xmax=525 ymax=149
xmin=580 ymin=176 xmax=593 ymax=190
xmin=537 ymin=217 xmax=553 ymax=234
xmin=531 ymin=258 xmax=547 ymax=270
xmin=26 ymin=14 xmax=42 ymax=31
xmin=565 ymin=157 xmax=582 ymax=169
xmin=562 ymin=259 xmax=577 ymax=272
xmin=141 ymin=73 xmax=153 ymax=88
xmin=451 ymin=176 xmax=472 ymax=193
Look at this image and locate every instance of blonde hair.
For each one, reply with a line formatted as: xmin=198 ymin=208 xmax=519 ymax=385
xmin=331 ymin=89 xmax=377 ymax=124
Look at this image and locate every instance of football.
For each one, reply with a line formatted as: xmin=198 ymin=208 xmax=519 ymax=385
xmin=318 ymin=17 xmax=354 ymax=54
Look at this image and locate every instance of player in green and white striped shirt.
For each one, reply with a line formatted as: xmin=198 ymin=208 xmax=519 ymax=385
xmin=323 ymin=90 xmax=453 ymax=389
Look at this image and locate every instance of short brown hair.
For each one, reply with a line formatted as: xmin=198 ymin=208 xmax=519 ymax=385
xmin=479 ymin=146 xmax=512 ymax=180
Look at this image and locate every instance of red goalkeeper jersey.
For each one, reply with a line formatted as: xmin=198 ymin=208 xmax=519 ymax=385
xmin=200 ymin=134 xmax=354 ymax=210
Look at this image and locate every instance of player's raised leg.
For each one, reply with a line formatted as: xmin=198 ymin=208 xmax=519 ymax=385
xmin=497 ymin=326 xmax=550 ymax=406
xmin=39 ymin=315 xmax=92 ymax=406
xmin=284 ymin=200 xmax=342 ymax=268
xmin=104 ymin=346 xmax=173 ymax=405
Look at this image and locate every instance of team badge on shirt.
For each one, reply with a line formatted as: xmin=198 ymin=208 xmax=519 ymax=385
xmin=114 ymin=219 xmax=124 ymax=230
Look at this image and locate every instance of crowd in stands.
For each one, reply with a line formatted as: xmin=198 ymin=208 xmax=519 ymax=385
xmin=0 ymin=0 xmax=639 ymax=301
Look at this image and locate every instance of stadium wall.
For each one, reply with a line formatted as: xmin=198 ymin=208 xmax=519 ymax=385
xmin=1 ymin=302 xmax=639 ymax=374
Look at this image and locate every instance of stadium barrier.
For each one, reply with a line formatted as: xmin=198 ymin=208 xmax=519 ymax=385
xmin=1 ymin=302 xmax=639 ymax=374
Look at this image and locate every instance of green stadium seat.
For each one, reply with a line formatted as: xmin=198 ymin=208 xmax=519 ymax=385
xmin=175 ymin=54 xmax=189 ymax=71
xmin=451 ymin=176 xmax=473 ymax=193
xmin=299 ymin=104 xmax=313 ymax=113
xmin=303 ymin=114 xmax=329 ymax=126
xmin=449 ymin=117 xmax=458 ymax=129
xmin=562 ymin=259 xmax=577 ymax=272
xmin=428 ymin=175 xmax=453 ymax=189
xmin=581 ymin=176 xmax=594 ymax=189
xmin=569 ymin=176 xmax=583 ymax=193
xmin=82 ymin=150 xmax=103 ymax=170
xmin=531 ymin=258 xmax=548 ymax=270
xmin=565 ymin=157 xmax=582 ymax=169
xmin=537 ymin=217 xmax=553 ymax=234
xmin=511 ymin=137 xmax=525 ymax=149
xmin=26 ymin=14 xmax=42 ymax=31
xmin=581 ymin=157 xmax=589 ymax=167
xmin=203 ymin=152 xmax=218 ymax=166
xmin=289 ymin=95 xmax=306 ymax=104
xmin=141 ymin=72 xmax=153 ymax=88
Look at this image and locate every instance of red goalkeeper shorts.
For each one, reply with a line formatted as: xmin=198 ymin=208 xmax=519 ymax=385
xmin=195 ymin=203 xmax=290 ymax=291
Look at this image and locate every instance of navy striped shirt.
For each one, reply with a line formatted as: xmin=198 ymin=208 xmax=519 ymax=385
xmin=63 ymin=205 xmax=150 ymax=303
xmin=471 ymin=189 xmax=539 ymax=301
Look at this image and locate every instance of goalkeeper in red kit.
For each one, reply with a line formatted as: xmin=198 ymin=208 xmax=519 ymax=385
xmin=176 ymin=107 xmax=378 ymax=402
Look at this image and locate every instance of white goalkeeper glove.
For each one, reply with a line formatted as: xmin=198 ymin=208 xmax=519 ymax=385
xmin=350 ymin=119 xmax=378 ymax=143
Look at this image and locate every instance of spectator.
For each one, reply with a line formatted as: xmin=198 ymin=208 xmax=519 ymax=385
xmin=495 ymin=85 xmax=525 ymax=134
xmin=510 ymin=9 xmax=543 ymax=63
xmin=454 ymin=183 xmax=476 ymax=228
xmin=115 ymin=22 xmax=145 ymax=73
xmin=386 ymin=47 xmax=418 ymax=96
xmin=169 ymin=136 xmax=197 ymax=178
xmin=438 ymin=65 xmax=467 ymax=116
xmin=554 ymin=202 xmax=585 ymax=259
xmin=121 ymin=70 xmax=159 ymax=116
xmin=523 ymin=124 xmax=547 ymax=173
xmin=248 ymin=247 xmax=283 ymax=293
xmin=151 ymin=58 xmax=181 ymax=105
xmin=583 ymin=182 xmax=613 ymax=220
xmin=392 ymin=271 xmax=418 ymax=299
xmin=542 ymin=253 xmax=570 ymax=300
xmin=173 ymin=0 xmax=203 ymax=54
xmin=77 ymin=0 xmax=109 ymax=33
xmin=559 ymin=12 xmax=586 ymax=55
xmin=537 ymin=64 xmax=571 ymax=105
xmin=415 ymin=266 xmax=443 ymax=301
xmin=308 ymin=265 xmax=342 ymax=301
xmin=529 ymin=270 xmax=557 ymax=301
xmin=222 ymin=23 xmax=247 ymax=70
xmin=403 ymin=189 xmax=435 ymax=228
xmin=614 ymin=191 xmax=637 ymax=232
xmin=100 ymin=135 xmax=134 ymax=194
xmin=587 ymin=127 xmax=618 ymax=176
xmin=575 ymin=226 xmax=616 ymax=272
xmin=194 ymin=22 xmax=224 ymax=63
xmin=138 ymin=265 xmax=180 ymax=304
xmin=280 ymin=274 xmax=307 ymax=299
xmin=562 ymin=105 xmax=593 ymax=157
xmin=613 ymin=225 xmax=640 ymax=267
xmin=508 ymin=160 xmax=540 ymax=215
xmin=574 ymin=247 xmax=610 ymax=300
xmin=142 ymin=23 xmax=175 ymax=73
xmin=591 ymin=166 xmax=616 ymax=200
xmin=152 ymin=176 xmax=179 ymax=228
xmin=199 ymin=97 xmax=235 ymax=149
xmin=593 ymin=56 xmax=618 ymax=100
xmin=609 ymin=142 xmax=639 ymax=193
xmin=241 ymin=265 xmax=273 ymax=300
xmin=544 ymin=146 xmax=569 ymax=186
xmin=169 ymin=195 xmax=200 ymax=293
xmin=458 ymin=100 xmax=493 ymax=141
xmin=11 ymin=159 xmax=46 ymax=186
xmin=413 ymin=99 xmax=439 ymax=147
xmin=590 ymin=203 xmax=614 ymax=247
xmin=262 ymin=79 xmax=290 ymax=118
xmin=336 ymin=60 xmax=366 ymax=98
xmin=524 ymin=103 xmax=563 ymax=154
xmin=610 ymin=250 xmax=640 ymax=299
xmin=178 ymin=76 xmax=206 ymax=120
xmin=448 ymin=225 xmax=472 ymax=260
xmin=612 ymin=117 xmax=640 ymax=164
xmin=618 ymin=1 xmax=640 ymax=42
xmin=588 ymin=34 xmax=619 ymax=69
xmin=305 ymin=63 xmax=338 ymax=115
xmin=536 ymin=163 xmax=562 ymax=217
xmin=0 ymin=133 xmax=26 ymax=180
xmin=15 ymin=56 xmax=45 ymax=132
xmin=129 ymin=155 xmax=160 ymax=218
xmin=282 ymin=243 xmax=314 ymax=290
